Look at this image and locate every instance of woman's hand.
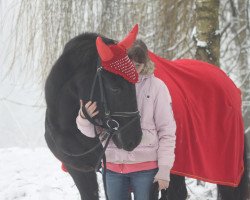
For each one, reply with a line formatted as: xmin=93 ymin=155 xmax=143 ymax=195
xmin=154 ymin=179 xmax=169 ymax=191
xmin=79 ymin=100 xmax=99 ymax=118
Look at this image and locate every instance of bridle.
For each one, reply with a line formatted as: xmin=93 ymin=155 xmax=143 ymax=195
xmin=82 ymin=65 xmax=140 ymax=134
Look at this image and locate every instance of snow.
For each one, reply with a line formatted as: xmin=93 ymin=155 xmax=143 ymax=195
xmin=191 ymin=27 xmax=208 ymax=48
xmin=0 ymin=147 xmax=217 ymax=200
xmin=197 ymin=40 xmax=208 ymax=48
xmin=0 ymin=148 xmax=80 ymax=200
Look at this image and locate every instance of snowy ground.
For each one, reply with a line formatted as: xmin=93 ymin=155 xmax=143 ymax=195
xmin=0 ymin=147 xmax=217 ymax=200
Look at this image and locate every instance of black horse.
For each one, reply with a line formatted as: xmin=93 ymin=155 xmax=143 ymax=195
xmin=45 ymin=26 xmax=143 ymax=199
xmin=44 ymin=24 xmax=249 ymax=200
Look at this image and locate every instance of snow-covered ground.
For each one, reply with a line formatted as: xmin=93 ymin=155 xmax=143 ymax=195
xmin=0 ymin=147 xmax=217 ymax=200
xmin=0 ymin=148 xmax=100 ymax=200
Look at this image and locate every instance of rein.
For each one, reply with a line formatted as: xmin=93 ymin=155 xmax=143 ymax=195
xmin=81 ymin=61 xmax=140 ymax=200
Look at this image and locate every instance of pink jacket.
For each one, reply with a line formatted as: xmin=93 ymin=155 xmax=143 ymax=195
xmin=76 ymin=74 xmax=176 ymax=181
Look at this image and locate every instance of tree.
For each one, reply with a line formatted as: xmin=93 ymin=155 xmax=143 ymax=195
xmin=194 ymin=0 xmax=220 ymax=66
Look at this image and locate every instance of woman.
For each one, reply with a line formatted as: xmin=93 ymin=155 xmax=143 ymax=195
xmin=76 ymin=39 xmax=176 ymax=200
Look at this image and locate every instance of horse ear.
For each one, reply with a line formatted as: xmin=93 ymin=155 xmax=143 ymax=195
xmin=118 ymin=24 xmax=138 ymax=49
xmin=96 ymin=37 xmax=114 ymax=61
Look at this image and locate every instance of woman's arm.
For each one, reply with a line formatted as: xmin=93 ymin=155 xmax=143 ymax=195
xmin=153 ymin=81 xmax=177 ymax=181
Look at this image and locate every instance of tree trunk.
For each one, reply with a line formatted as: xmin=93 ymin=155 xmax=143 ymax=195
xmin=195 ymin=0 xmax=220 ymax=66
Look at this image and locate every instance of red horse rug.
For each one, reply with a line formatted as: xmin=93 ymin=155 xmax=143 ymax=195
xmin=150 ymin=51 xmax=244 ymax=187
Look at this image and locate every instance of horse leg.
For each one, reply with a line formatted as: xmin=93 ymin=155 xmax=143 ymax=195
xmin=217 ymin=145 xmax=249 ymax=200
xmin=67 ymin=167 xmax=99 ymax=200
xmin=215 ymin=168 xmax=249 ymax=200
xmin=217 ymin=175 xmax=248 ymax=200
xmin=217 ymin=184 xmax=241 ymax=200
xmin=164 ymin=174 xmax=188 ymax=200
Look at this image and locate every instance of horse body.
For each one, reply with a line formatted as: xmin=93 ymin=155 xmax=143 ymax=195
xmin=45 ymin=29 xmax=142 ymax=200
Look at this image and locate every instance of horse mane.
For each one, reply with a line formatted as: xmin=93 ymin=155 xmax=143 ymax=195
xmin=45 ymin=32 xmax=115 ymax=114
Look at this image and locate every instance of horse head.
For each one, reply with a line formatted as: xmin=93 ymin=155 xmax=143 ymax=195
xmin=89 ymin=24 xmax=142 ymax=151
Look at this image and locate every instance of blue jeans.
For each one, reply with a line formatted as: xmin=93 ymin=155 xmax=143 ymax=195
xmin=104 ymin=168 xmax=158 ymax=200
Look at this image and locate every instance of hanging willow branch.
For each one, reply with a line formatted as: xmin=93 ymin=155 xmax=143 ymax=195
xmin=6 ymin=0 xmax=249 ymax=84
xmin=8 ymin=0 xmax=197 ymax=85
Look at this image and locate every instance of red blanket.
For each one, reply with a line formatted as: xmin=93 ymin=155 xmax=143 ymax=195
xmin=149 ymin=52 xmax=244 ymax=187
